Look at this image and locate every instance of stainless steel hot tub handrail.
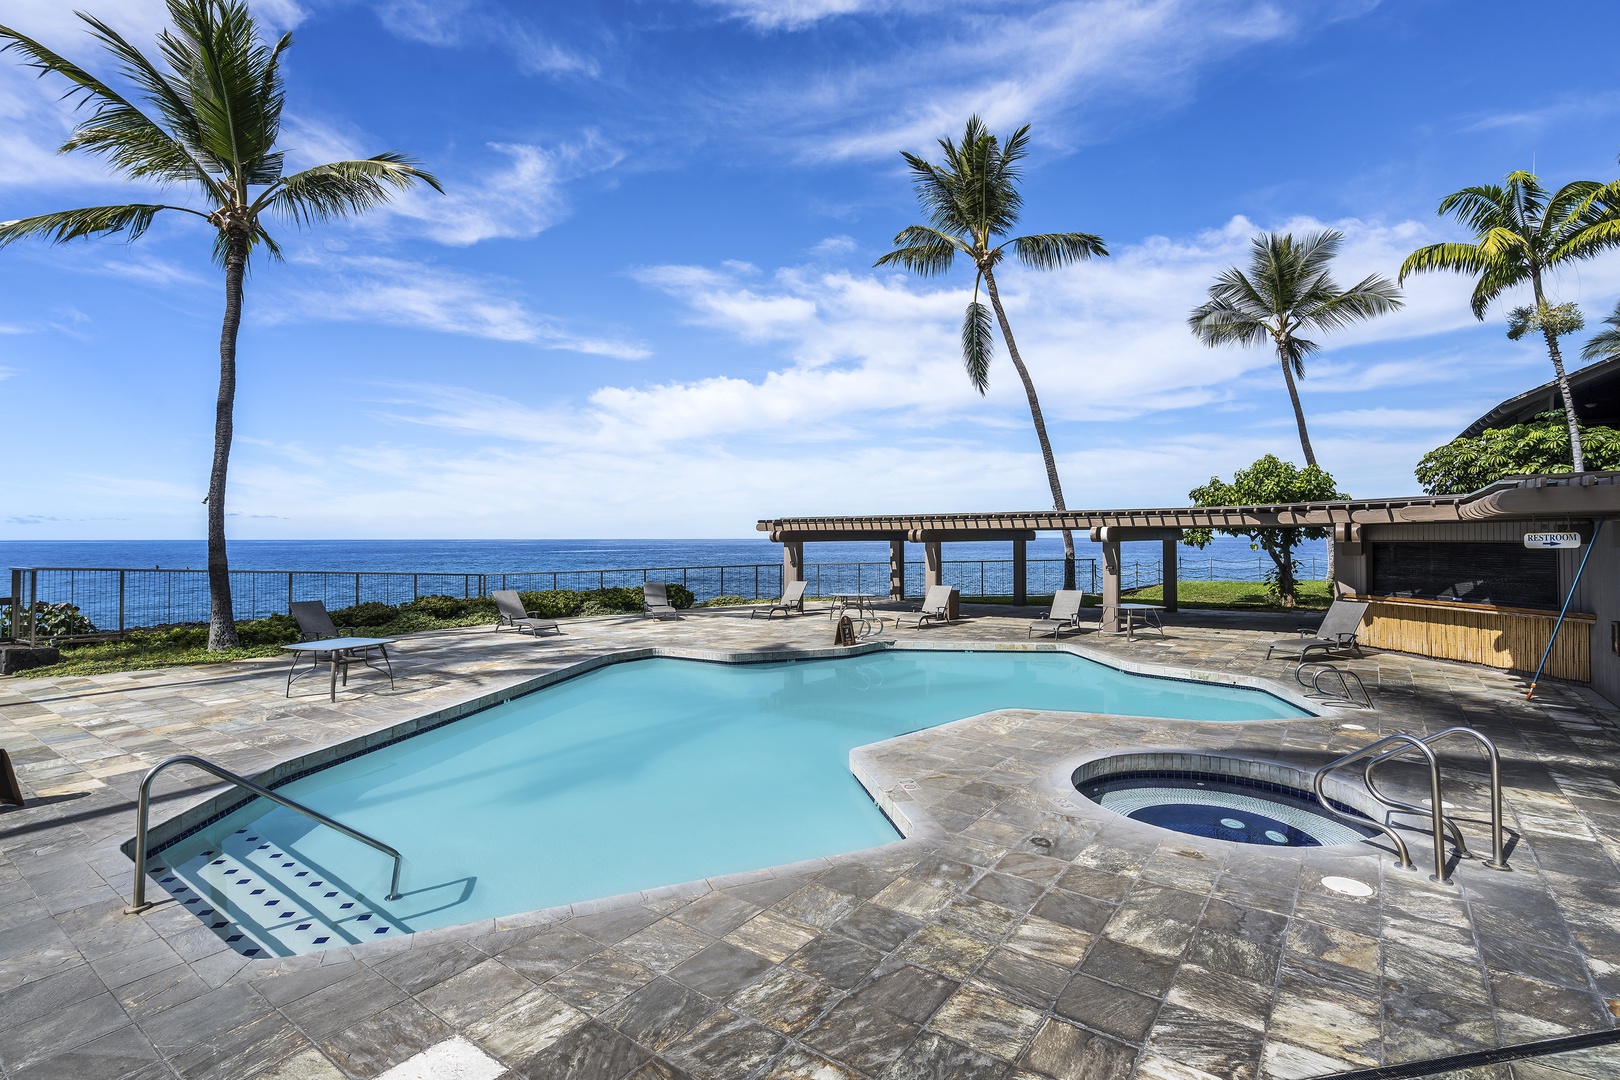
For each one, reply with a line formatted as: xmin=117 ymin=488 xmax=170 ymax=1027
xmin=1362 ymin=726 xmax=1510 ymax=871
xmin=126 ymin=753 xmax=403 ymax=913
xmin=1314 ymin=733 xmax=1451 ymax=883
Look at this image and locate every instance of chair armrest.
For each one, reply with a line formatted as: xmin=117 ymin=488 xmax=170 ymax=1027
xmin=339 ymin=624 xmax=357 ymax=635
xmin=526 ymin=610 xmax=543 ymax=618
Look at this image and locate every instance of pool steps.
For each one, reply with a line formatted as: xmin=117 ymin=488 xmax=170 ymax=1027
xmin=150 ymin=827 xmax=405 ymax=957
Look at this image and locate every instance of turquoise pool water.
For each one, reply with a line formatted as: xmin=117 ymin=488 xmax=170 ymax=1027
xmin=151 ymin=650 xmax=1306 ymax=954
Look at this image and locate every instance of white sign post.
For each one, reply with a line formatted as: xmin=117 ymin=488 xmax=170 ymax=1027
xmin=1523 ymin=532 xmax=1583 ymax=550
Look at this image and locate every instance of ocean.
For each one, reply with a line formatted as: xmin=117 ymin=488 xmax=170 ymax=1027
xmin=1 ymin=536 xmax=1324 ymax=577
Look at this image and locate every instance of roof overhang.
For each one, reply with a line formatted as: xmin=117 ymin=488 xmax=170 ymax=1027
xmin=756 ymin=473 xmax=1620 ymax=542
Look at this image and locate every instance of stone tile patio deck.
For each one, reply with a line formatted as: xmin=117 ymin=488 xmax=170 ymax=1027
xmin=1 ymin=605 xmax=1618 ymax=1079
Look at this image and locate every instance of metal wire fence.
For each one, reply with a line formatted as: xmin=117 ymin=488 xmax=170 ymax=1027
xmin=5 ymin=552 xmax=1323 ymax=644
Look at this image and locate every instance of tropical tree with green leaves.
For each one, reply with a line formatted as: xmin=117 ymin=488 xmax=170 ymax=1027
xmin=1188 ymin=231 xmax=1403 ymax=468
xmin=0 ymin=0 xmax=441 ymax=649
xmin=1399 ymin=171 xmax=1620 ymax=474
xmin=1414 ymin=412 xmax=1620 ymax=495
xmin=875 ymin=115 xmax=1107 ymax=590
xmin=1582 ymin=299 xmax=1620 ymax=364
xmin=1183 ymin=455 xmax=1347 ymax=608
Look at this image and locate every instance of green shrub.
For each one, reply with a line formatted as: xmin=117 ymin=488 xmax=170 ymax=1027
xmin=406 ymin=594 xmax=494 ymax=619
xmin=664 ymin=582 xmax=695 ymax=609
xmin=328 ymin=601 xmax=399 ymax=627
xmin=519 ymin=590 xmax=584 ymax=618
xmin=575 ymin=598 xmax=619 ymax=617
xmin=236 ymin=613 xmax=301 ymax=646
xmin=4 ymin=601 xmax=98 ymax=640
xmin=704 ymin=595 xmax=752 ymax=607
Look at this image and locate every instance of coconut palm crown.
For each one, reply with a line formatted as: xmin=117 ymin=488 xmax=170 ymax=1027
xmin=0 ymin=0 xmax=441 ymax=649
xmin=1189 ymin=230 xmax=1403 ymax=468
xmin=875 ymin=115 xmax=1107 ymax=589
xmin=1399 ymin=171 xmax=1620 ymax=473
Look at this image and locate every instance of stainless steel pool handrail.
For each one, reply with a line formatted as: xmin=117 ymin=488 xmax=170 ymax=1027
xmin=126 ymin=754 xmax=403 ymax=913
xmin=1363 ymin=727 xmax=1510 ymax=871
xmin=1314 ymin=734 xmax=1450 ymax=883
xmin=1295 ymin=661 xmax=1374 ymax=709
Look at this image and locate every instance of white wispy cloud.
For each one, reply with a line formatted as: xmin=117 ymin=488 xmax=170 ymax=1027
xmin=699 ymin=0 xmax=898 ymax=31
xmin=691 ymin=0 xmax=1358 ymax=160
xmin=265 ymin=254 xmax=651 ymax=358
xmin=372 ymin=0 xmax=600 ymax=77
xmin=277 ymin=116 xmax=622 ymax=247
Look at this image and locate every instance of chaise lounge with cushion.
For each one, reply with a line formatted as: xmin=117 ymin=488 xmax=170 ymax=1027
xmin=1266 ymin=598 xmax=1370 ymax=661
xmin=491 ymin=590 xmax=561 ymax=636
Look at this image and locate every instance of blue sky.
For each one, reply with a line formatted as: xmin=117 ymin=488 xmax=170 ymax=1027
xmin=2 ymin=0 xmax=1619 ymax=540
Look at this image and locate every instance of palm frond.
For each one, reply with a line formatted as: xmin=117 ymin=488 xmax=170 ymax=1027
xmin=874 ymin=225 xmax=962 ymax=276
xmin=1435 ymin=185 xmax=1512 ymax=235
xmin=1581 ymin=300 xmax=1620 ymax=361
xmin=0 ymin=22 xmax=219 ymax=194
xmin=1399 ymin=241 xmax=1495 ymax=283
xmin=1303 ymin=273 xmax=1404 ymax=330
xmin=160 ymin=0 xmax=288 ymax=187
xmin=1010 ymin=231 xmax=1107 ymax=270
xmin=264 ymin=153 xmax=442 ymax=224
xmin=1282 ymin=336 xmax=1319 ymax=377
xmin=1187 ymin=298 xmax=1271 ymax=348
xmin=1469 ymin=259 xmax=1525 ymax=320
xmin=0 ymin=204 xmax=191 ymax=248
xmin=962 ymin=296 xmax=994 ymax=394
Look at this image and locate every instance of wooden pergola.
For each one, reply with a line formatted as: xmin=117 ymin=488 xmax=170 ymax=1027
xmin=756 ymin=473 xmax=1620 ymax=631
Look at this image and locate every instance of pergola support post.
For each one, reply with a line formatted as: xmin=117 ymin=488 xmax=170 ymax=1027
xmin=924 ymin=541 xmax=943 ymax=588
xmin=782 ymin=541 xmax=805 ymax=592
xmin=1101 ymin=539 xmax=1122 ymax=632
xmin=1162 ymin=537 xmax=1178 ymax=613
xmin=1012 ymin=538 xmax=1027 ymax=606
xmin=889 ymin=539 xmax=906 ymax=600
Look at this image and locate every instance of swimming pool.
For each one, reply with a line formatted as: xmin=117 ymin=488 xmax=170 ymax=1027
xmin=149 ymin=649 xmax=1307 ymax=955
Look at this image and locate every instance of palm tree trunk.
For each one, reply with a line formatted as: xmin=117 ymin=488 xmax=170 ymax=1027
xmin=1277 ymin=345 xmax=1317 ymax=468
xmin=1532 ymin=271 xmax=1585 ymax=472
xmin=982 ymin=268 xmax=1077 ymax=590
xmin=206 ymin=231 xmax=246 ymax=651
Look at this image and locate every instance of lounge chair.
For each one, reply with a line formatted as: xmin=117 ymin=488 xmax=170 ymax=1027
xmin=897 ymin=584 xmax=956 ymax=629
xmin=491 ymin=590 xmax=560 ymax=636
xmin=1029 ymin=590 xmax=1088 ymax=638
xmin=1266 ymin=598 xmax=1370 ymax=660
xmin=643 ymin=581 xmax=683 ymax=620
xmin=752 ymin=580 xmax=807 ymax=619
xmin=291 ymin=600 xmax=355 ymax=641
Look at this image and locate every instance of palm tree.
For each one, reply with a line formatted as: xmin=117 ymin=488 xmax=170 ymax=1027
xmin=1400 ymin=171 xmax=1620 ymax=473
xmin=0 ymin=0 xmax=440 ymax=649
xmin=1581 ymin=300 xmax=1620 ymax=363
xmin=1189 ymin=231 xmax=1403 ymax=468
xmin=875 ymin=116 xmax=1107 ymax=590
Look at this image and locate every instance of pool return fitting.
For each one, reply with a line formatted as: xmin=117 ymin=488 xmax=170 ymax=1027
xmin=126 ymin=753 xmax=404 ymax=914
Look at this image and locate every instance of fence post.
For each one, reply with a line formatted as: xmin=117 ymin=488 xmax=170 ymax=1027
xmin=354 ymin=573 xmax=361 ymax=608
xmin=7 ymin=569 xmax=19 ymax=644
xmin=28 ymin=570 xmax=38 ymax=645
xmin=118 ymin=571 xmax=126 ymax=635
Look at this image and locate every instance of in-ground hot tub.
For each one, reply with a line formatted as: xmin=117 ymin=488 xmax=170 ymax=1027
xmin=1073 ymin=751 xmax=1377 ymax=848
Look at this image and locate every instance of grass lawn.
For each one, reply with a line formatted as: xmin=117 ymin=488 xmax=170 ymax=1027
xmin=964 ymin=578 xmax=1332 ymax=612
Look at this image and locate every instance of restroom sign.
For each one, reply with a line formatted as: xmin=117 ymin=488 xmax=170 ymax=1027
xmin=1524 ymin=532 xmax=1583 ymax=549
